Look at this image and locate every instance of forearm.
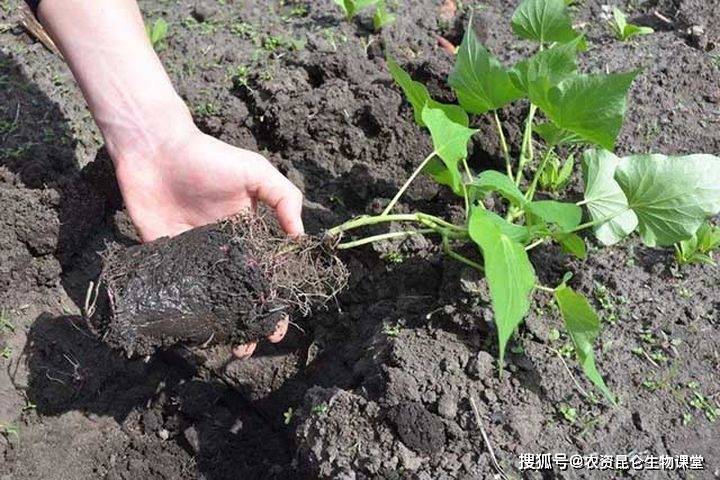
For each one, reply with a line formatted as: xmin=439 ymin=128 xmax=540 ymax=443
xmin=36 ymin=0 xmax=194 ymax=166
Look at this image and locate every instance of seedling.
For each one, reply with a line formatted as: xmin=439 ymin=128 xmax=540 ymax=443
xmin=0 ymin=309 xmax=13 ymax=333
xmin=146 ymin=18 xmax=169 ymax=50
xmin=283 ymin=407 xmax=294 ymax=425
xmin=674 ymin=221 xmax=720 ymax=265
xmin=0 ymin=346 xmax=10 ymax=359
xmin=311 ymin=403 xmax=329 ymax=415
xmin=558 ymin=404 xmax=577 ymax=423
xmin=0 ymin=423 xmax=19 ymax=438
xmin=329 ymin=0 xmax=720 ymax=404
xmin=609 ymin=8 xmax=654 ymax=41
xmin=538 ymin=151 xmax=574 ymax=193
xmin=373 ymin=0 xmax=396 ymax=32
xmin=334 ymin=0 xmax=395 ymax=31
xmin=687 ymin=382 xmax=719 ymax=422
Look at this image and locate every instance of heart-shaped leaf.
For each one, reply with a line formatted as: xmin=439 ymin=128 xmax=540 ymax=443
xmin=543 ymin=72 xmax=638 ymax=150
xmin=581 ymin=149 xmax=638 ymax=245
xmin=470 ymin=207 xmax=532 ymax=243
xmin=511 ymin=0 xmax=585 ymax=46
xmin=469 ymin=170 xmax=526 ymax=206
xmin=534 ymin=122 xmax=583 ymax=147
xmin=449 ymin=24 xmax=523 ymax=114
xmin=510 ymin=38 xmax=580 ymax=109
xmin=469 ymin=208 xmax=536 ymax=366
xmin=555 ymin=286 xmax=615 ymax=404
xmin=615 ymin=153 xmax=720 ymax=247
xmin=526 ymin=200 xmax=583 ymax=231
xmin=555 ymin=232 xmax=587 ymax=259
xmin=387 ymin=57 xmax=469 ymax=128
xmin=422 ymin=103 xmax=478 ymax=194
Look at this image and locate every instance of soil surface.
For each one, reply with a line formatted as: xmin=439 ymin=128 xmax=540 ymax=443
xmin=1 ymin=0 xmax=719 ymax=479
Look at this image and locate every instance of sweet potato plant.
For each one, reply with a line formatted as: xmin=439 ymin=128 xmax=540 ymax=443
xmin=329 ymin=0 xmax=720 ymax=403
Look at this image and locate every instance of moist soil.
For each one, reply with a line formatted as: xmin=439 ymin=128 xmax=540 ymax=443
xmin=1 ymin=0 xmax=719 ymax=479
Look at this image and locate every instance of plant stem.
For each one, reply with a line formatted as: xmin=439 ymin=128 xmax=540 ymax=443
xmin=568 ymin=209 xmax=628 ymax=234
xmin=461 ymin=158 xmax=472 ymax=218
xmin=575 ymin=198 xmax=590 ymax=206
xmin=336 ymin=229 xmax=436 ymax=249
xmin=525 ymin=239 xmax=546 ymax=251
xmin=493 ymin=110 xmax=513 ymax=179
xmin=535 ymin=284 xmax=556 ymax=293
xmin=515 ymin=104 xmax=538 ymax=186
xmin=443 ymin=236 xmax=484 ymax=271
xmin=382 ymin=151 xmax=436 ymax=216
xmin=525 ymin=147 xmax=554 ymax=201
xmin=328 ymin=214 xmax=423 ymax=236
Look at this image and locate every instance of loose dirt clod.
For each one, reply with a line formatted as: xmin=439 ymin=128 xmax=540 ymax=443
xmin=92 ymin=214 xmax=347 ymax=356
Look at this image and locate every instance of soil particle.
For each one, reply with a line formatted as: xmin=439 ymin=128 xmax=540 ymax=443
xmin=388 ymin=402 xmax=446 ymax=455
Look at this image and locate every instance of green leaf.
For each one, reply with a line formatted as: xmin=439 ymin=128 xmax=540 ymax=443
xmin=543 ymin=72 xmax=638 ymax=150
xmin=581 ymin=149 xmax=638 ymax=245
xmin=448 ymin=24 xmax=523 ymax=114
xmin=555 ymin=286 xmax=615 ymax=403
xmin=613 ymin=8 xmax=654 ymax=41
xmin=469 ymin=170 xmax=526 ymax=206
xmin=471 ymin=207 xmax=532 ymax=243
xmin=555 ymin=232 xmax=587 ymax=258
xmin=423 ymin=158 xmax=464 ymax=196
xmin=373 ymin=0 xmax=395 ymax=31
xmin=387 ymin=57 xmax=468 ymax=127
xmin=614 ymin=153 xmax=720 ymax=247
xmin=526 ymin=200 xmax=582 ymax=231
xmin=469 ymin=208 xmax=536 ymax=365
xmin=334 ymin=0 xmax=376 ymax=18
xmin=510 ymin=39 xmax=581 ymax=109
xmin=511 ymin=0 xmax=585 ymax=46
xmin=557 ymin=153 xmax=575 ymax=186
xmin=421 ymin=103 xmax=478 ymax=194
xmin=534 ymin=122 xmax=583 ymax=147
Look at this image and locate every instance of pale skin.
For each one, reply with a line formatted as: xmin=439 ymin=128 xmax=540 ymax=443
xmin=37 ymin=0 xmax=304 ymax=358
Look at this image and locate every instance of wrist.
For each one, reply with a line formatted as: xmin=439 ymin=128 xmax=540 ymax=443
xmin=102 ymin=93 xmax=197 ymax=170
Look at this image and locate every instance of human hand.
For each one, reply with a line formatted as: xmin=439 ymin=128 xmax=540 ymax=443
xmin=111 ymin=122 xmax=303 ymax=358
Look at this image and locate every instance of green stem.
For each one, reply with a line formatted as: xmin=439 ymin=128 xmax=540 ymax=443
xmin=328 ymin=214 xmax=422 ymax=236
xmin=493 ymin=110 xmax=513 ymax=179
xmin=336 ymin=229 xmax=436 ymax=249
xmin=382 ymin=151 xmax=436 ymax=216
xmin=461 ymin=158 xmax=472 ymax=218
xmin=525 ymin=147 xmax=554 ymax=202
xmin=535 ymin=284 xmax=556 ymax=293
xmin=575 ymin=198 xmax=590 ymax=207
xmin=568 ymin=209 xmax=628 ymax=234
xmin=525 ymin=238 xmax=546 ymax=251
xmin=515 ymin=104 xmax=538 ymax=186
xmin=443 ymin=236 xmax=484 ymax=271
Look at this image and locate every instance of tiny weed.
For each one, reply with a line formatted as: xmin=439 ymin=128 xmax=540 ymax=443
xmin=381 ymin=251 xmax=405 ymax=264
xmin=558 ymin=404 xmax=577 ymax=423
xmin=609 ymin=8 xmax=654 ymax=41
xmin=283 ymin=407 xmax=294 ymax=425
xmin=311 ymin=403 xmax=329 ymax=415
xmin=687 ymin=382 xmax=719 ymax=422
xmin=0 ymin=423 xmax=19 ymax=438
xmin=146 ymin=18 xmax=169 ymax=50
xmin=383 ymin=324 xmax=401 ymax=337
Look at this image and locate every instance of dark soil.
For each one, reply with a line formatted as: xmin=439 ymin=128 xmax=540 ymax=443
xmin=96 ymin=215 xmax=346 ymax=356
xmin=1 ymin=0 xmax=719 ymax=479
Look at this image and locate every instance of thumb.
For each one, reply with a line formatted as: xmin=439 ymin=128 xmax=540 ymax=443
xmin=251 ymin=157 xmax=305 ymax=236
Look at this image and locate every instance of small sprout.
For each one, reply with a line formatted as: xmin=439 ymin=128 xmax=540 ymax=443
xmin=674 ymin=221 xmax=720 ymax=266
xmin=687 ymin=383 xmax=720 ymax=422
xmin=0 ymin=423 xmax=19 ymax=438
xmin=538 ymin=151 xmax=574 ymax=192
xmin=22 ymin=401 xmax=37 ymax=412
xmin=146 ymin=18 xmax=169 ymax=50
xmin=547 ymin=328 xmax=561 ymax=342
xmin=0 ymin=309 xmax=14 ymax=333
xmin=334 ymin=0 xmax=377 ymax=21
xmin=311 ymin=403 xmax=329 ymax=415
xmin=283 ymin=407 xmax=294 ymax=425
xmin=609 ymin=8 xmax=654 ymax=41
xmin=381 ymin=251 xmax=405 ymax=264
xmin=383 ymin=324 xmax=401 ymax=337
xmin=682 ymin=412 xmax=693 ymax=426
xmin=1 ymin=346 xmax=11 ymax=359
xmin=373 ymin=0 xmax=396 ymax=31
xmin=558 ymin=404 xmax=577 ymax=424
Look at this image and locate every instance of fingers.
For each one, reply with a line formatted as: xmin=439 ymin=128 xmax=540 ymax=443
xmin=250 ymin=155 xmax=305 ymax=236
xmin=232 ymin=342 xmax=256 ymax=359
xmin=231 ymin=319 xmax=288 ymax=359
xmin=267 ymin=318 xmax=288 ymax=343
